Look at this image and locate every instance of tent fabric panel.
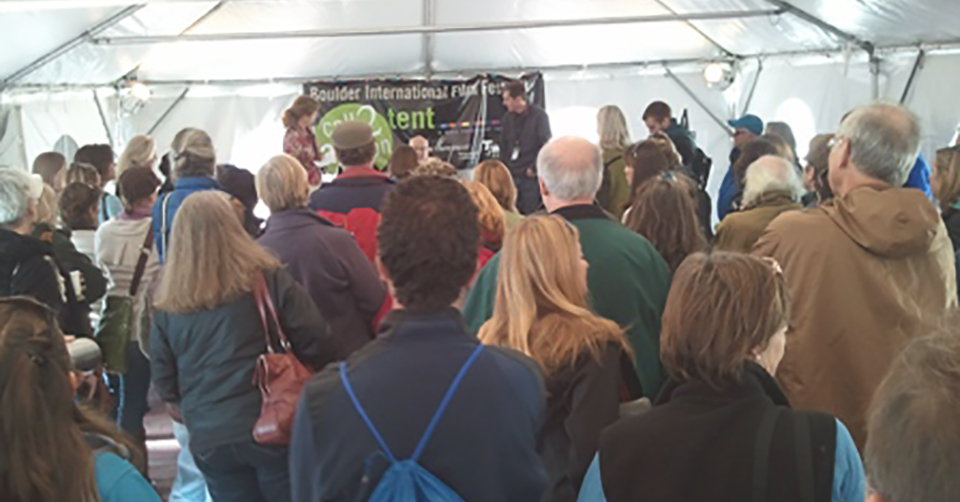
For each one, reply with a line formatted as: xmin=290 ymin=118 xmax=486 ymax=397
xmin=186 ymin=0 xmax=424 ymax=35
xmin=136 ymin=36 xmax=424 ymax=81
xmin=0 ymin=6 xmax=126 ymax=81
xmin=99 ymin=1 xmax=221 ymax=38
xmin=783 ymin=0 xmax=960 ymax=47
xmin=431 ymin=21 xmax=714 ymax=72
xmin=434 ymin=0 xmax=671 ymax=25
xmin=688 ymin=15 xmax=839 ymax=55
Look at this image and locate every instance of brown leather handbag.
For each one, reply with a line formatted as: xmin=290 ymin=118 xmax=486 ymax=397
xmin=251 ymin=271 xmax=313 ymax=445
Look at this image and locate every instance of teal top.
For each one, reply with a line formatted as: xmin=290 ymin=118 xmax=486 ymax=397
xmin=95 ymin=452 xmax=162 ymax=502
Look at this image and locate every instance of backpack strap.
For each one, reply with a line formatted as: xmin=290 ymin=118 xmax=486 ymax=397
xmin=603 ymin=155 xmax=623 ymax=169
xmin=411 ymin=345 xmax=485 ymax=461
xmin=794 ymin=414 xmax=816 ymax=502
xmin=160 ymin=193 xmax=171 ymax=259
xmin=752 ymin=407 xmax=782 ymax=502
xmin=100 ymin=192 xmax=109 ymax=222
xmin=338 ymin=344 xmax=486 ymax=465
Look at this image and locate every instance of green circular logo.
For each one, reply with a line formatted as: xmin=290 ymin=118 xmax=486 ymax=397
xmin=316 ymin=103 xmax=394 ymax=173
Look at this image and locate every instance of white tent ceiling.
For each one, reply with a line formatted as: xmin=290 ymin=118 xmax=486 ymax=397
xmin=1 ymin=0 xmax=959 ymax=90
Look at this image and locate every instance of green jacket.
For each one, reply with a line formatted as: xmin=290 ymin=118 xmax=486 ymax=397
xmin=464 ymin=205 xmax=672 ymax=397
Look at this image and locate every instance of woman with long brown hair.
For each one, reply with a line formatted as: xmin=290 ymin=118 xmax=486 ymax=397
xmin=0 ymin=296 xmax=159 ymax=502
xmin=624 ymin=172 xmax=707 ymax=272
xmin=151 ymin=191 xmax=337 ymax=502
xmin=578 ymin=252 xmax=864 ymax=502
xmin=479 ymin=216 xmax=639 ymax=502
xmin=933 ymin=145 xmax=960 ymax=251
xmin=282 ymin=95 xmax=324 ymax=186
xmin=474 ymin=159 xmax=523 ymax=231
xmin=623 ymin=140 xmax=671 ymax=206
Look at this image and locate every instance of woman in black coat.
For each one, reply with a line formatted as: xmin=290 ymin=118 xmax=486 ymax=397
xmin=151 ymin=191 xmax=337 ymax=502
xmin=577 ymin=252 xmax=864 ymax=502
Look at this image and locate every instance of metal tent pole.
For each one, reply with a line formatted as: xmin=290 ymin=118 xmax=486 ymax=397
xmin=92 ymin=8 xmax=784 ymax=45
xmin=147 ymin=87 xmax=190 ymax=135
xmin=741 ymin=59 xmax=764 ymax=116
xmin=654 ymin=0 xmax=740 ymax=59
xmin=663 ymin=67 xmax=730 ymax=134
xmin=92 ymin=90 xmax=115 ymax=147
xmin=899 ymin=49 xmax=925 ymax=104
xmin=422 ymin=0 xmax=436 ymax=76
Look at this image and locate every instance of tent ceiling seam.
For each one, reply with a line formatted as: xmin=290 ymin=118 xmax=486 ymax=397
xmin=762 ymin=0 xmax=874 ymax=55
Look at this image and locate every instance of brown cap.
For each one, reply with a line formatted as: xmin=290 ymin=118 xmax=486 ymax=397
xmin=332 ymin=121 xmax=375 ymax=149
xmin=118 ymin=167 xmax=160 ymax=205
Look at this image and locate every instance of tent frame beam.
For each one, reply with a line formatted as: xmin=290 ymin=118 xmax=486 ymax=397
xmin=91 ymin=90 xmax=114 ymax=147
xmin=91 ymin=8 xmax=785 ymax=45
xmin=147 ymin=86 xmax=190 ymax=135
xmin=421 ymin=0 xmax=436 ymax=76
xmin=5 ymin=38 xmax=960 ymax=95
xmin=0 ymin=4 xmax=146 ymax=93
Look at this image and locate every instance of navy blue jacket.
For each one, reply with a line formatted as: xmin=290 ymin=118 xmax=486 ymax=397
xmin=290 ymin=308 xmax=549 ymax=502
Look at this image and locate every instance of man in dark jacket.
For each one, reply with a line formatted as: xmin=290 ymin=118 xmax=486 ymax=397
xmin=309 ymin=122 xmax=395 ymax=264
xmin=0 ymin=168 xmax=63 ymax=313
xmin=465 ymin=136 xmax=672 ymax=398
xmin=258 ymin=155 xmax=387 ymax=357
xmin=500 ymin=80 xmax=552 ymax=215
xmin=643 ymin=101 xmax=696 ymax=167
xmin=291 ymin=176 xmax=548 ymax=502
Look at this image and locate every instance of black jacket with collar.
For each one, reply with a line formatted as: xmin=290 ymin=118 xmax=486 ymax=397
xmin=598 ymin=363 xmax=837 ymax=502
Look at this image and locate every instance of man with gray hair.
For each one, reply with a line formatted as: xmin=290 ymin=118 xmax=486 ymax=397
xmin=754 ymin=103 xmax=956 ymax=450
xmin=0 ymin=167 xmax=63 ymax=312
xmin=866 ymin=329 xmax=960 ymax=502
xmin=466 ymin=136 xmax=672 ymax=402
xmin=715 ymin=155 xmax=803 ymax=253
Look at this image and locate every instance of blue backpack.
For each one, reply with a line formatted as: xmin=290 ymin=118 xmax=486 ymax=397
xmin=339 ymin=345 xmax=485 ymax=502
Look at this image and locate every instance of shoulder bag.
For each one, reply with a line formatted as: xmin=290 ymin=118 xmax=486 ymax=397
xmin=94 ymin=226 xmax=154 ymax=374
xmin=252 ymin=270 xmax=314 ymax=445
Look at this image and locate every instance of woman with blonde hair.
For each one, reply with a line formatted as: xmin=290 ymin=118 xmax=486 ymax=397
xmin=596 ymin=105 xmax=633 ymax=218
xmin=578 ymin=253 xmax=863 ymax=502
xmin=117 ymin=135 xmax=157 ymax=176
xmin=282 ymin=95 xmax=323 ymax=186
xmin=461 ymin=181 xmax=506 ymax=269
xmin=479 ymin=216 xmax=639 ymax=502
xmin=257 ymin=154 xmax=386 ymax=357
xmin=151 ymin=191 xmax=336 ymax=502
xmin=474 ymin=159 xmax=522 ymax=230
xmin=933 ymin=145 xmax=960 ymax=251
xmin=0 ymin=297 xmax=160 ymax=502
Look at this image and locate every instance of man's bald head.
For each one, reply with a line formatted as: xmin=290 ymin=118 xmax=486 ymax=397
xmin=537 ymin=136 xmax=603 ymax=202
xmin=409 ymin=135 xmax=430 ymax=161
xmin=743 ymin=155 xmax=804 ymax=206
xmin=835 ymin=103 xmax=920 ymax=187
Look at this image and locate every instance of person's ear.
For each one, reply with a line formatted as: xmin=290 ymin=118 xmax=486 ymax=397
xmin=539 ymin=178 xmax=549 ymax=197
xmin=375 ymin=256 xmax=396 ymax=298
xmin=838 ymin=139 xmax=853 ymax=169
xmin=69 ymin=371 xmax=79 ymax=392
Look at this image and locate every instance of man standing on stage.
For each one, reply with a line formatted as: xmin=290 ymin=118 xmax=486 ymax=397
xmin=499 ymin=80 xmax=552 ymax=214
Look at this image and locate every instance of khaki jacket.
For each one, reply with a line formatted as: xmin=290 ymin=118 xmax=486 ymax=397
xmin=715 ymin=192 xmax=801 ymax=253
xmin=754 ymin=184 xmax=957 ymax=450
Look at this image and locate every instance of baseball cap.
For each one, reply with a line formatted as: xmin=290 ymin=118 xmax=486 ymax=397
xmin=728 ymin=114 xmax=764 ymax=136
xmin=332 ymin=121 xmax=375 ymax=149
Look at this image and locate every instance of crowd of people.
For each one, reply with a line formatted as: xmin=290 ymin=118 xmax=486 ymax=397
xmin=0 ymin=84 xmax=958 ymax=502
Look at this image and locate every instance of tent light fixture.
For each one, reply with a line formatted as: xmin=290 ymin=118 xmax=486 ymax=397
xmin=703 ymin=61 xmax=736 ymax=91
xmin=119 ymin=78 xmax=151 ymax=115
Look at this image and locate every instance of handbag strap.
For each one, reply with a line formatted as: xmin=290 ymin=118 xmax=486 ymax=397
xmin=160 ymin=193 xmax=170 ymax=260
xmin=253 ymin=270 xmax=291 ymax=354
xmin=128 ymin=225 xmax=155 ymax=297
xmin=752 ymin=407 xmax=782 ymax=502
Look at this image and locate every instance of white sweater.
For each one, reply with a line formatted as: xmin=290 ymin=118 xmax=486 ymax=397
xmin=94 ymin=218 xmax=161 ymax=345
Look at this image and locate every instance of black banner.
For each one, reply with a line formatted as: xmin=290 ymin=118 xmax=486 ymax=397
xmin=304 ymin=73 xmax=545 ymax=171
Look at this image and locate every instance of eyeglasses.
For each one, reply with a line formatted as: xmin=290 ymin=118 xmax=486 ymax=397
xmin=827 ymin=136 xmax=846 ymax=149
